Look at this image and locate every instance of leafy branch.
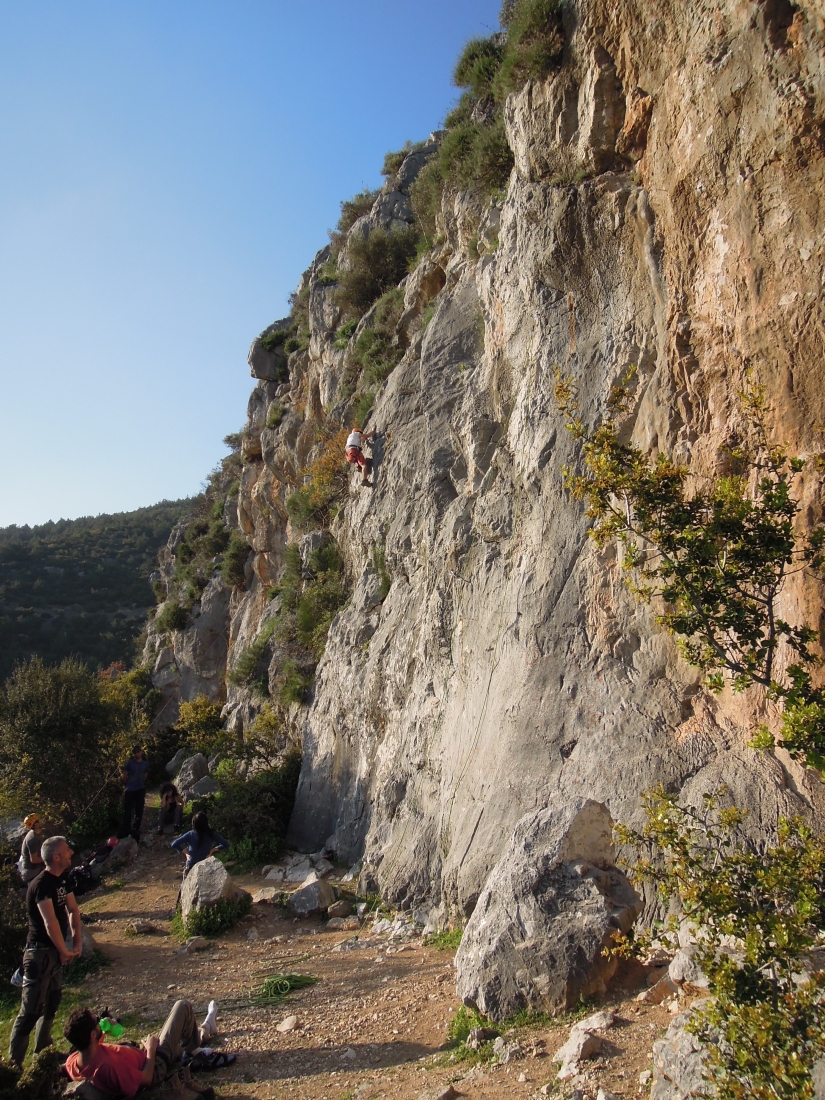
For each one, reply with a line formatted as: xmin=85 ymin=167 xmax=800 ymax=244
xmin=555 ymin=369 xmax=825 ymax=771
xmin=614 ymin=787 xmax=825 ymax=1099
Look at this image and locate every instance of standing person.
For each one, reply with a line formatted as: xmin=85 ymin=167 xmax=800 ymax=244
xmin=157 ymin=783 xmax=183 ymax=835
xmin=119 ymin=744 xmax=150 ymax=841
xmin=344 ymin=426 xmax=375 ymax=487
xmin=171 ymin=813 xmax=229 ymax=878
xmin=9 ymin=835 xmax=81 ymax=1067
xmin=18 ymin=813 xmax=45 ymax=883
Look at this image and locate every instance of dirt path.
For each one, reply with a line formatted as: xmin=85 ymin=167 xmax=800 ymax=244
xmin=64 ymin=833 xmax=677 ymax=1100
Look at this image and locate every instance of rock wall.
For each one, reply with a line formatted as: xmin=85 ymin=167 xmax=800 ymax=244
xmin=146 ymin=0 xmax=825 ymax=922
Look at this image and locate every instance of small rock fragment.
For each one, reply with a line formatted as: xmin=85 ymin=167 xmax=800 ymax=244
xmin=466 ymin=1026 xmax=500 ymax=1049
xmin=435 ymin=1087 xmax=458 ymax=1100
xmin=572 ymin=1010 xmax=615 ymax=1033
xmin=126 ymin=919 xmax=157 ymax=935
xmin=275 ymin=1015 xmax=297 ymax=1033
xmin=340 ymin=1046 xmax=356 ymax=1061
xmin=246 ymin=926 xmax=259 ymax=941
xmin=597 ymin=1091 xmax=620 ymax=1100
xmin=251 ymin=887 xmax=278 ymax=904
xmin=517 ymin=1071 xmax=526 ymax=1082
xmin=639 ymin=1069 xmax=653 ymax=1085
xmin=177 ymin=936 xmax=209 ymax=955
xmin=647 ymin=974 xmax=680 ymax=1004
xmin=328 ymin=899 xmax=351 ymax=918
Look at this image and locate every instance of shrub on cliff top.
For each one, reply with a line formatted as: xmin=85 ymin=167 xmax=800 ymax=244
xmin=329 ymin=188 xmax=380 ymax=257
xmin=495 ymin=0 xmax=564 ymax=97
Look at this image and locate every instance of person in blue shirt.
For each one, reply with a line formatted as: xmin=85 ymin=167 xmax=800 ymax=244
xmin=170 ymin=813 xmax=229 ymax=878
xmin=118 ymin=745 xmax=150 ymax=842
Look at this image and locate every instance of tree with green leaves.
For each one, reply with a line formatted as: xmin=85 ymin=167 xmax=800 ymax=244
xmin=556 ymin=370 xmax=825 ymax=1094
xmin=615 ymin=788 xmax=825 ymax=1099
xmin=555 ymin=370 xmax=825 ymax=771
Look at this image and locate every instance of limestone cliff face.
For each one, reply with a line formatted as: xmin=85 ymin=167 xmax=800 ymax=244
xmin=147 ymin=0 xmax=825 ymax=920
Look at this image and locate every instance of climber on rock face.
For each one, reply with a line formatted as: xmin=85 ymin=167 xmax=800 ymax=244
xmin=345 ymin=426 xmax=375 ymax=487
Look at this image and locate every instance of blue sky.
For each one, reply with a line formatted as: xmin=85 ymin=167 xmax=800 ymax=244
xmin=0 ymin=0 xmax=501 ymax=526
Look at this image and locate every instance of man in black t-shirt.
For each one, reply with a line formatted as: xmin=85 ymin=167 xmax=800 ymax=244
xmin=9 ymin=835 xmax=81 ymax=1067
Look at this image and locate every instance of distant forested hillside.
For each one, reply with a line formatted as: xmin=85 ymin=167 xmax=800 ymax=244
xmin=0 ymin=500 xmax=191 ymax=680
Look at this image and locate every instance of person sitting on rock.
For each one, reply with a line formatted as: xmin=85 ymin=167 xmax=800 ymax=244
xmin=18 ymin=812 xmax=45 ymax=883
xmin=344 ymin=426 xmax=375 ymax=487
xmin=170 ymin=813 xmax=229 ymax=878
xmin=157 ymin=783 xmax=184 ymax=836
xmin=64 ymin=998 xmax=220 ymax=1098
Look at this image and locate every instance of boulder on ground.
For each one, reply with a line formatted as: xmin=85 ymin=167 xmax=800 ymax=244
xmin=252 ymin=887 xmax=278 ymax=904
xmin=287 ymin=872 xmax=335 ymax=916
xmin=651 ymin=1004 xmax=711 ymax=1099
xmin=68 ymin=926 xmax=97 ymax=960
xmin=180 ymin=855 xmax=250 ymax=924
xmin=455 ymin=799 xmax=641 ymax=1021
xmin=177 ymin=754 xmax=209 ymax=796
xmin=108 ymin=836 xmax=138 ymax=867
xmin=189 ymin=775 xmax=220 ymax=798
xmin=166 ymin=748 xmax=187 ymax=777
xmin=328 ymin=899 xmax=351 ymax=918
xmin=285 ymin=859 xmax=312 ymax=883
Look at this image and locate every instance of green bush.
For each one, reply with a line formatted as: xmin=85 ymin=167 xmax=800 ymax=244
xmin=453 ymin=36 xmax=504 ymax=97
xmin=176 ymin=695 xmax=233 ymax=756
xmin=154 ymin=599 xmax=189 ymax=634
xmin=335 ymin=225 xmax=419 ymax=320
xmin=229 ymin=619 xmax=277 ymax=686
xmin=183 ymin=892 xmax=252 ymax=937
xmin=333 ymin=319 xmax=358 ymax=349
xmin=348 ymin=286 xmax=406 ymax=387
xmin=197 ymin=750 xmax=302 ymax=867
xmin=259 ymin=328 xmax=289 ymax=352
xmin=381 ymin=140 xmax=423 ymax=178
xmin=494 ymin=0 xmax=564 ymax=98
xmin=295 ymin=552 xmax=349 ymax=658
xmin=277 ymin=660 xmax=312 ymax=706
xmin=0 ymin=657 xmax=122 ymax=824
xmin=616 ymin=789 xmax=825 ymax=1099
xmin=284 ymin=336 xmax=302 ymax=354
xmin=221 ymin=534 xmax=250 ymax=588
xmin=266 ymin=403 xmax=286 ymax=430
xmin=353 ymin=391 xmax=375 ymax=429
xmin=410 ymin=3 xmax=564 ymax=237
xmin=329 ymin=188 xmax=379 ymax=256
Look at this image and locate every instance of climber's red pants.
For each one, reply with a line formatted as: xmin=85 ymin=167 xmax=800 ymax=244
xmin=345 ymin=447 xmax=367 ymax=469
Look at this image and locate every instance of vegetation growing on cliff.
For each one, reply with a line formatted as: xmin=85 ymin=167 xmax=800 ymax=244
xmin=555 ymin=372 xmax=825 ymax=771
xmin=0 ymin=500 xmax=190 ymax=681
xmin=411 ymin=0 xmax=563 ymax=237
xmin=557 ymin=372 xmax=825 ymax=1092
xmin=154 ymin=447 xmax=248 ymax=633
xmin=616 ymin=789 xmax=825 ymax=1099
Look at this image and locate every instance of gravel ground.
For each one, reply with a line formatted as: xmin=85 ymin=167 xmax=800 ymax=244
xmin=71 ymin=833 xmax=680 ymax=1100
